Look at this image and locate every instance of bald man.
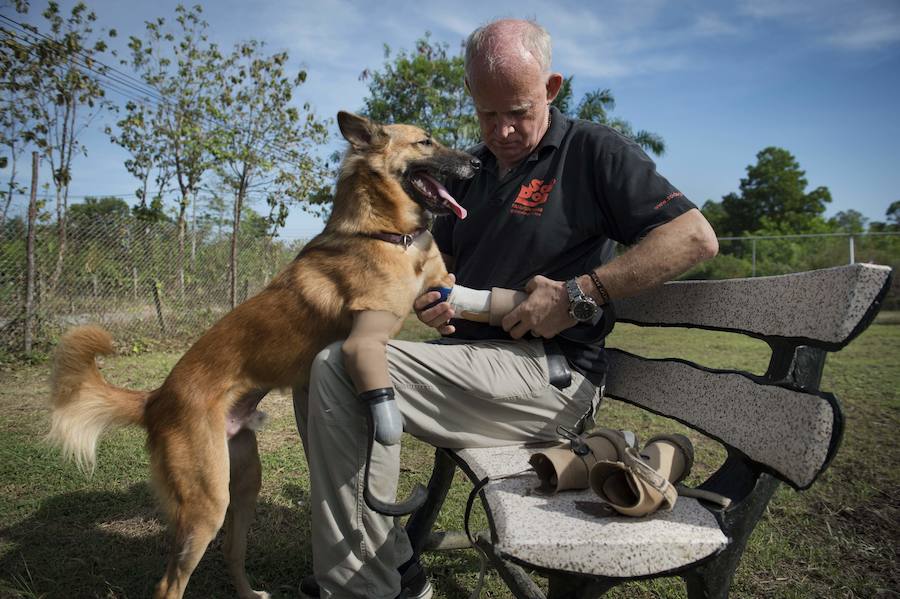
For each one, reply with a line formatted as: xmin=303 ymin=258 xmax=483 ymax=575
xmin=295 ymin=18 xmax=718 ymax=599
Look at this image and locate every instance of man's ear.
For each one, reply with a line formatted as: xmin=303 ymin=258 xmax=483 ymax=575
xmin=545 ymin=73 xmax=564 ymax=103
xmin=337 ymin=111 xmax=388 ymax=150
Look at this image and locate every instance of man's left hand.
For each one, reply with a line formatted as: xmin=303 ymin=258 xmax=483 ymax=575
xmin=501 ymin=275 xmax=575 ymax=339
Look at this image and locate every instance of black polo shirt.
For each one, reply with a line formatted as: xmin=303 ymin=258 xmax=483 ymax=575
xmin=433 ymin=106 xmax=696 ymax=385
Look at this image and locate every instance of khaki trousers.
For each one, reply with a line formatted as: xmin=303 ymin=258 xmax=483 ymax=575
xmin=292 ymin=338 xmax=599 ymax=599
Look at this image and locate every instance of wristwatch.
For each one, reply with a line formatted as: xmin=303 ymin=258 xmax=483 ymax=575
xmin=565 ymin=278 xmax=598 ymax=322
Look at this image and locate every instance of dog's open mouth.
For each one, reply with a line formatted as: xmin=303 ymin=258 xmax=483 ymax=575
xmin=408 ymin=172 xmax=468 ymax=219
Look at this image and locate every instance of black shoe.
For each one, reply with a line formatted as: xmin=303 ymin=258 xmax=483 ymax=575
xmin=299 ymin=574 xmax=321 ymax=598
xmin=299 ymin=560 xmax=432 ymax=599
xmin=397 ymin=560 xmax=433 ymax=599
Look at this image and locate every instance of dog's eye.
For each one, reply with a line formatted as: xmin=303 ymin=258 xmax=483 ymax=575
xmin=417 ymin=138 xmax=433 ymax=147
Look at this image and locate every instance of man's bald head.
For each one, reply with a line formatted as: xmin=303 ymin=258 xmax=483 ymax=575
xmin=464 ymin=19 xmax=552 ymax=85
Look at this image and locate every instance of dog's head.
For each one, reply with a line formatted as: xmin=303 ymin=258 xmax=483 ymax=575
xmin=336 ymin=111 xmax=480 ymax=222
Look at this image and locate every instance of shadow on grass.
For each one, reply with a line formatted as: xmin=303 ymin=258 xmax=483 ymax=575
xmin=0 ymin=481 xmax=312 ymax=599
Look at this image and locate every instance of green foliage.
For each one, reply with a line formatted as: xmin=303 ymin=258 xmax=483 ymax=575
xmin=361 ymin=33 xmax=478 ymax=149
xmin=361 ymin=33 xmax=666 ymax=157
xmin=714 ymin=147 xmax=832 ymax=236
xmin=828 ymin=209 xmax=868 ymax=233
xmin=209 ymin=37 xmax=329 ymax=304
xmin=554 ymin=81 xmax=665 ymax=156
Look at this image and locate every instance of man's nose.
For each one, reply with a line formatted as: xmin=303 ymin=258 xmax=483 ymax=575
xmin=497 ymin=116 xmax=516 ymax=138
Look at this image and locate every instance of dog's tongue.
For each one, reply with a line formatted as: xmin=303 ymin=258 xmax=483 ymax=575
xmin=421 ymin=173 xmax=467 ymax=219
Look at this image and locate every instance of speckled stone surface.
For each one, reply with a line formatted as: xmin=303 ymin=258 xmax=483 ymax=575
xmin=455 ymin=445 xmax=728 ymax=577
xmin=604 ymin=352 xmax=833 ymax=488
xmin=614 ymin=263 xmax=891 ymax=344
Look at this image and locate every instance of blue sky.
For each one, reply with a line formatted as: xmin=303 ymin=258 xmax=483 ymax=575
xmin=5 ymin=0 xmax=900 ymax=238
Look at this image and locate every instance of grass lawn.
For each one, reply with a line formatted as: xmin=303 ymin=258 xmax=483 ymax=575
xmin=0 ymin=314 xmax=897 ymax=598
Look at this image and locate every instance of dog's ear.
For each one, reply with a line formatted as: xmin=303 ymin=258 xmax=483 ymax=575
xmin=337 ymin=111 xmax=388 ymax=150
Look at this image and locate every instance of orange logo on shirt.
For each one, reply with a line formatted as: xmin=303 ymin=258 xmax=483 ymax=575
xmin=511 ymin=178 xmax=556 ymax=216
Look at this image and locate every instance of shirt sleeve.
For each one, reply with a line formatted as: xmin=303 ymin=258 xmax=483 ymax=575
xmin=595 ymin=134 xmax=696 ymax=245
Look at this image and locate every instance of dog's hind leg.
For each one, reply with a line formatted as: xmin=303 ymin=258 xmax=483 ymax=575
xmin=153 ymin=431 xmax=231 ymax=599
xmin=223 ymin=428 xmax=269 ymax=599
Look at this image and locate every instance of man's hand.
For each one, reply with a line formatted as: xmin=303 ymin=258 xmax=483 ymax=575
xmin=501 ymin=275 xmax=575 ymax=339
xmin=414 ymin=273 xmax=456 ymax=335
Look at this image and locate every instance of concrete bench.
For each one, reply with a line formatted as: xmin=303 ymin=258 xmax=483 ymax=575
xmin=404 ymin=263 xmax=893 ymax=598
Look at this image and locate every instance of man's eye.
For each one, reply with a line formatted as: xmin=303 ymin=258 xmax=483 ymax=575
xmin=418 ymin=139 xmax=433 ymax=146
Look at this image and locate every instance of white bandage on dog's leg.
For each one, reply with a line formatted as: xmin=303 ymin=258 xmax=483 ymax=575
xmin=447 ymin=285 xmax=491 ymax=316
xmin=445 ymin=285 xmax=528 ymax=325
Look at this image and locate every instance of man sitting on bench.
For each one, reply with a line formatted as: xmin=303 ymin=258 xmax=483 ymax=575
xmin=292 ymin=17 xmax=719 ymax=599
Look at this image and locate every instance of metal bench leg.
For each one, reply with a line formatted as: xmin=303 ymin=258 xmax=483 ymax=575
xmin=548 ymin=573 xmax=618 ymax=598
xmin=405 ymin=448 xmax=457 ymax=558
xmin=683 ymin=473 xmax=780 ymax=599
xmin=475 ymin=537 xmax=546 ymax=599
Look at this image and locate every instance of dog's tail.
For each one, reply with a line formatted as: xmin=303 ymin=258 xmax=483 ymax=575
xmin=48 ymin=325 xmax=150 ymax=474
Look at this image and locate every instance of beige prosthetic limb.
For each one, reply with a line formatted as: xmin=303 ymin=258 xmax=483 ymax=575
xmin=342 ymin=310 xmax=430 ymax=516
xmin=342 ymin=310 xmax=404 ymax=444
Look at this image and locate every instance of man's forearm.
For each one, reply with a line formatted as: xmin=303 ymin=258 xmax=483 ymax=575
xmin=579 ymin=209 xmax=718 ymax=304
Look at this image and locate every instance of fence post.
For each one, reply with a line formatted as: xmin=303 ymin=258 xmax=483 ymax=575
xmin=849 ymin=235 xmax=855 ymax=264
xmin=751 ymin=238 xmax=757 ymax=277
xmin=150 ymin=279 xmax=167 ymax=335
xmin=24 ymin=152 xmax=38 ymax=353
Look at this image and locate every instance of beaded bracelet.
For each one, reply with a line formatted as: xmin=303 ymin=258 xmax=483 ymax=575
xmin=588 ymin=271 xmax=610 ymax=305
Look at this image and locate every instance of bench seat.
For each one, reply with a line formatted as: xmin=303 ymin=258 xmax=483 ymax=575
xmin=453 ymin=445 xmax=728 ymax=578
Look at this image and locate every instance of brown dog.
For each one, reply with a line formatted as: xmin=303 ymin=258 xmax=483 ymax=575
xmin=47 ymin=111 xmax=479 ymax=599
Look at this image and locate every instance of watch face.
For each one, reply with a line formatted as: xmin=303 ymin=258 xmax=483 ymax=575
xmin=572 ymin=300 xmax=596 ymax=322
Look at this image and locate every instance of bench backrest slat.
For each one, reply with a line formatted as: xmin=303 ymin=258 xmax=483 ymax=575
xmin=604 ymin=350 xmax=840 ymax=489
xmin=613 ymin=264 xmax=892 ymax=348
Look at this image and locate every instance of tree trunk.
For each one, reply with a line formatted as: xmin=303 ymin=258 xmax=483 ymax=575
xmin=1 ymin=150 xmax=17 ymax=236
xmin=24 ymin=152 xmax=38 ymax=353
xmin=229 ymin=178 xmax=247 ymax=309
xmin=191 ymin=191 xmax=198 ymax=264
xmin=177 ymin=195 xmax=187 ymax=303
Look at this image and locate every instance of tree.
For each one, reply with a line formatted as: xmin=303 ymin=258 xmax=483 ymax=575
xmin=829 ymin=209 xmax=868 ymax=234
xmin=553 ymin=78 xmax=665 ymax=156
xmin=14 ymin=1 xmax=115 ymax=289
xmin=888 ymin=201 xmax=900 ymax=227
xmin=0 ymin=2 xmax=33 ymax=233
xmin=713 ymin=147 xmax=832 ymax=236
xmin=115 ymin=5 xmax=222 ymax=297
xmin=361 ymin=33 xmax=478 ymax=149
xmin=211 ymin=39 xmax=328 ymax=307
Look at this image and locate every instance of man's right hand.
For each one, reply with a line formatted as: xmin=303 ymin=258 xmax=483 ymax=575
xmin=414 ymin=273 xmax=456 ymax=335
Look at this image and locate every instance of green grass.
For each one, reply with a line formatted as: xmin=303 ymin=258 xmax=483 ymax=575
xmin=0 ymin=315 xmax=897 ymax=598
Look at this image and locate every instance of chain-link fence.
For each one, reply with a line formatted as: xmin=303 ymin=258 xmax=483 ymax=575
xmin=1 ymin=214 xmax=306 ymax=355
xmin=685 ymin=232 xmax=900 ymax=309
xmin=2 ymin=215 xmax=898 ymax=355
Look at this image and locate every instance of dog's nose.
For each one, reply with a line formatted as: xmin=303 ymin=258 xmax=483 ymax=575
xmin=470 ymin=157 xmax=481 ymax=171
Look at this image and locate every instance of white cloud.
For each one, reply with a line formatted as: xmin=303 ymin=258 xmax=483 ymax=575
xmin=827 ymin=11 xmax=900 ymax=50
xmin=738 ymin=0 xmax=900 ymax=51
